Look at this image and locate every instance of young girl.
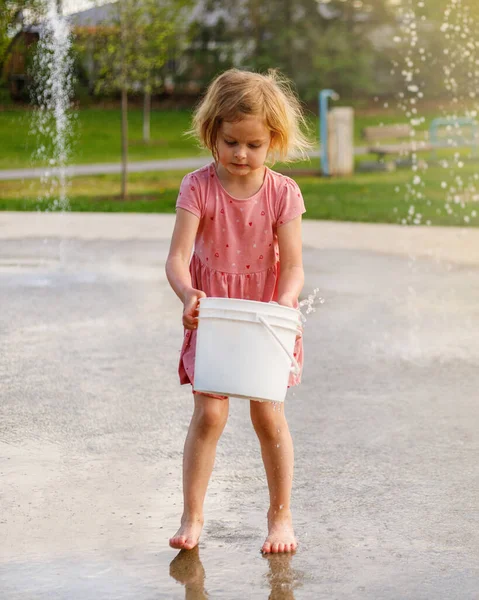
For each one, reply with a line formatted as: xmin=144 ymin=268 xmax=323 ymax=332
xmin=165 ymin=68 xmax=311 ymax=554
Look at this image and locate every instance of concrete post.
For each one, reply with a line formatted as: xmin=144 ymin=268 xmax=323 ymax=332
xmin=327 ymin=107 xmax=355 ymax=176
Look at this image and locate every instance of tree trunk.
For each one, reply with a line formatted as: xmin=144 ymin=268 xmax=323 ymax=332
xmin=143 ymin=90 xmax=151 ymax=144
xmin=121 ymin=87 xmax=128 ymax=201
xmin=284 ymin=0 xmax=293 ymax=75
xmin=249 ymin=0 xmax=262 ymax=63
xmin=120 ymin=0 xmax=128 ymax=200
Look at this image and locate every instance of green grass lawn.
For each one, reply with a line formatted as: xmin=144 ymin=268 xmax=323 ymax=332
xmin=0 ymin=108 xmax=203 ymax=169
xmin=2 ymin=158 xmax=478 ymax=228
xmin=2 ymin=102 xmax=477 ymax=228
xmin=0 ymin=102 xmax=467 ymax=170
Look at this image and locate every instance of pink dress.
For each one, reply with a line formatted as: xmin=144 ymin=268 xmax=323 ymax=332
xmin=176 ymin=162 xmax=306 ymax=393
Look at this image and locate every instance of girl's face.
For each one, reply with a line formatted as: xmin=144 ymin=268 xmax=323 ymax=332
xmin=216 ymin=115 xmax=272 ymax=178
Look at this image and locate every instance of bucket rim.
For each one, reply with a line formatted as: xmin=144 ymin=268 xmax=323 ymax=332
xmin=199 ymin=296 xmax=300 ymax=316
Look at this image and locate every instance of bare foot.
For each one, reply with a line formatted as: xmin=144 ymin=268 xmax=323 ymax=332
xmin=262 ymin=509 xmax=297 ymax=554
xmin=169 ymin=516 xmax=204 ymax=550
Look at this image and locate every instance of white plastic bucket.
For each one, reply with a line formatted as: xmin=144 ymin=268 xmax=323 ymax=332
xmin=194 ymin=297 xmax=302 ymax=403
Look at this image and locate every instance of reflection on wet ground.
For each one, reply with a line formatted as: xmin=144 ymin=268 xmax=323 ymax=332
xmin=170 ymin=548 xmax=209 ymax=600
xmin=1 ymin=233 xmax=478 ymax=598
xmin=169 ymin=547 xmax=301 ymax=600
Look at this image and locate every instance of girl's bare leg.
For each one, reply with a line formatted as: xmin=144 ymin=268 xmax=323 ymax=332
xmin=250 ymin=400 xmax=297 ymax=554
xmin=170 ymin=393 xmax=229 ymax=550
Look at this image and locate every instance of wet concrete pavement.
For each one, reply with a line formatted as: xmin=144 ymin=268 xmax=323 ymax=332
xmin=1 ymin=213 xmax=478 ymax=599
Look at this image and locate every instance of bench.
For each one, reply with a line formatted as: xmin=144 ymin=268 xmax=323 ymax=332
xmin=362 ymin=124 xmax=432 ymax=164
xmin=360 ymin=119 xmax=478 ymax=172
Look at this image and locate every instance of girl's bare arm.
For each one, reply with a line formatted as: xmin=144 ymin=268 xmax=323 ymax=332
xmin=276 ymin=215 xmax=304 ymax=308
xmin=165 ymin=208 xmax=205 ymax=329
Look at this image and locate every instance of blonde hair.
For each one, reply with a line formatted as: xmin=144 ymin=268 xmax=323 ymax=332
xmin=190 ymin=68 xmax=313 ymax=164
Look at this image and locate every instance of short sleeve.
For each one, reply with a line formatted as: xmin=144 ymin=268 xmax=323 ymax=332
xmin=275 ymin=177 xmax=306 ymax=226
xmin=176 ymin=173 xmax=203 ymax=218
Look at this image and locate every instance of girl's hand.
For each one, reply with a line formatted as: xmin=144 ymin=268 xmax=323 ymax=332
xmin=182 ymin=288 xmax=206 ymax=330
xmin=277 ymin=293 xmax=302 ymax=342
xmin=277 ymin=293 xmax=297 ymax=309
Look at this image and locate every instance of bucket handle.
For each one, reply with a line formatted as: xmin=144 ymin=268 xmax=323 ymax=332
xmin=257 ymin=316 xmax=300 ymax=376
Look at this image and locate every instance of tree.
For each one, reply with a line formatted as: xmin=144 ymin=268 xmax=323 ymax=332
xmin=179 ymin=0 xmax=235 ymax=92
xmin=0 ymin=0 xmax=43 ymax=70
xmin=128 ymin=0 xmax=191 ymax=144
xmin=76 ymin=0 xmax=191 ymax=199
xmin=388 ymin=0 xmax=479 ymax=101
xmin=192 ymin=0 xmax=398 ymax=102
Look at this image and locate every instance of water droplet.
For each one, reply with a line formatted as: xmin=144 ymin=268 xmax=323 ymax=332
xmin=299 ymin=288 xmax=324 ymax=322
